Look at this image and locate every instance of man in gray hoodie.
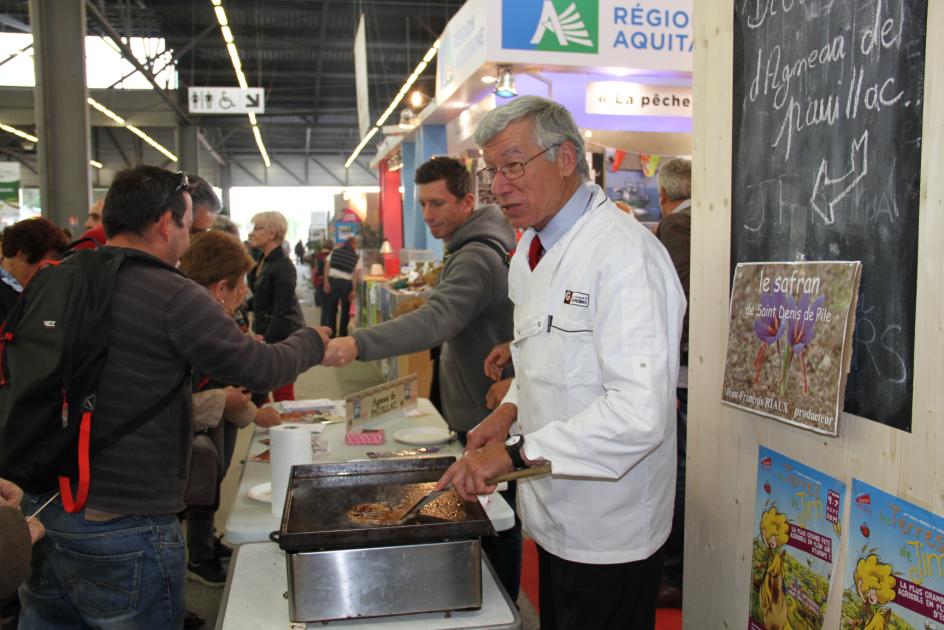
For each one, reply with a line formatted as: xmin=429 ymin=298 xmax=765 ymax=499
xmin=322 ymin=156 xmax=520 ymax=599
xmin=323 ymin=157 xmax=515 ymax=433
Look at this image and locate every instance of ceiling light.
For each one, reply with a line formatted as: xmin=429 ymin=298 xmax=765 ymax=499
xmin=409 ymin=90 xmax=424 ymax=109
xmin=87 ymin=97 xmax=177 ymax=161
xmin=126 ymin=124 xmax=178 ymax=162
xmin=347 ymin=39 xmax=440 ymax=167
xmin=214 ymin=6 xmax=228 ymax=26
xmin=345 ymin=127 xmax=379 ymax=169
xmin=2 ymin=124 xmax=106 ymax=167
xmin=226 ymin=42 xmax=241 ymax=70
xmin=495 ymin=66 xmax=517 ymax=98
xmin=480 ymin=75 xmax=497 ymax=84
xmin=252 ymin=125 xmax=270 ymax=167
xmin=212 ymin=0 xmax=269 ymax=166
xmin=87 ymin=97 xmax=125 ymax=125
xmin=0 ymin=122 xmax=38 ymax=143
xmin=399 ymin=109 xmax=416 ymax=130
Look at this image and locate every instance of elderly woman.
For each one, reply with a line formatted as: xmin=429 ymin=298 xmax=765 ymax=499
xmin=0 ymin=217 xmax=68 ymax=321
xmin=247 ymin=210 xmax=305 ymax=401
xmin=178 ymin=230 xmax=281 ymax=586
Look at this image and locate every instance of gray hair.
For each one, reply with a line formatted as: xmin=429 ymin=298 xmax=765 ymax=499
xmin=211 ymin=214 xmax=240 ymax=238
xmin=188 ymin=175 xmax=221 ymax=214
xmin=474 ymin=96 xmax=589 ymax=181
xmin=251 ymin=210 xmax=288 ymax=242
xmin=657 ymin=158 xmax=691 ymax=201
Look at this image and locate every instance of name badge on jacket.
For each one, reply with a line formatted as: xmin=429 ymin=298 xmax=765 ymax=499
xmin=563 ymin=290 xmax=590 ymax=308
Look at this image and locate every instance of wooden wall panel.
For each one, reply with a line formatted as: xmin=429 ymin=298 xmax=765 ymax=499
xmin=686 ymin=0 xmax=943 ymax=625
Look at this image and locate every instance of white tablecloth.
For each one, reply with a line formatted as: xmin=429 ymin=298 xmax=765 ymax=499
xmin=216 ymin=543 xmax=520 ymax=630
xmin=224 ymin=398 xmax=516 ymax=545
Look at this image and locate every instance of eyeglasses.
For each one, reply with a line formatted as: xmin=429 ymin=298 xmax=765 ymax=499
xmin=156 ymin=171 xmax=192 ymax=214
xmin=478 ymin=144 xmax=560 ymax=185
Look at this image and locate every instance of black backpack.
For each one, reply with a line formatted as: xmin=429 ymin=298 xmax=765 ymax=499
xmin=0 ymin=247 xmax=182 ymax=512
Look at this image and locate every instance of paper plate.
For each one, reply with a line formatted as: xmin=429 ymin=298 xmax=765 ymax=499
xmin=247 ymin=482 xmax=272 ymax=503
xmin=393 ymin=426 xmax=453 ymax=446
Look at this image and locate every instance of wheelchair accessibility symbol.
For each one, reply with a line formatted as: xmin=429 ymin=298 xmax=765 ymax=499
xmin=219 ymin=93 xmax=236 ymax=110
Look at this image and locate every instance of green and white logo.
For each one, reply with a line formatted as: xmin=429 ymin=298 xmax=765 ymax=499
xmin=527 ymin=1 xmax=598 ymax=53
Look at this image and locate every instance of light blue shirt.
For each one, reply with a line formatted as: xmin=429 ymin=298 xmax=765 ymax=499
xmin=532 ymin=183 xmax=593 ymax=254
xmin=0 ymin=266 xmax=22 ymax=293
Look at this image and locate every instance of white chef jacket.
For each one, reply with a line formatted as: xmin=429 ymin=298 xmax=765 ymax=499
xmin=501 ymin=183 xmax=686 ymax=564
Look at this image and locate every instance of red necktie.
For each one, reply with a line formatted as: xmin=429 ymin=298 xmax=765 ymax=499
xmin=528 ymin=235 xmax=544 ymax=271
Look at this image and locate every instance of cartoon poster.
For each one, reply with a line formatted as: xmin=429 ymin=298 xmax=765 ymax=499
xmin=749 ymin=446 xmax=846 ymax=629
xmin=723 ymin=261 xmax=862 ymax=436
xmin=840 ymin=479 xmax=944 ymax=628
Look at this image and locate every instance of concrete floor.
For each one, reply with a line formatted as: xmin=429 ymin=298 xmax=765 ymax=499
xmin=185 ymin=267 xmax=539 ymax=629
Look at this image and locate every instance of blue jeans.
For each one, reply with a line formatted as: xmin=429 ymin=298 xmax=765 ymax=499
xmin=18 ymin=492 xmax=185 ymax=630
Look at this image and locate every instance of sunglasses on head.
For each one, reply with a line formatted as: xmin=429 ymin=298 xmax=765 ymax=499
xmin=157 ymin=171 xmax=192 ymax=214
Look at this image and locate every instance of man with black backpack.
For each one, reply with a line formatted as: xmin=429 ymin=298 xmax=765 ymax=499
xmin=3 ymin=166 xmax=329 ymax=629
xmin=320 ymin=156 xmax=521 ymax=601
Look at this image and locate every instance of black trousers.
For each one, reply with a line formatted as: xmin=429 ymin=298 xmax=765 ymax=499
xmin=661 ymin=387 xmax=688 ymax=588
xmin=455 ymin=430 xmax=522 ymax=602
xmin=186 ymin=422 xmax=240 ymax=563
xmin=322 ymin=277 xmax=353 ymax=337
xmin=537 ymin=544 xmax=663 ymax=630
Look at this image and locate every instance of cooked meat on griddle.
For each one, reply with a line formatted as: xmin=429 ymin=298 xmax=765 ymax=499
xmin=347 ymin=501 xmax=401 ymax=525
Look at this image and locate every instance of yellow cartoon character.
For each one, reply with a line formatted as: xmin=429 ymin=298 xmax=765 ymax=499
xmin=760 ymin=549 xmax=793 ymax=630
xmin=863 ymin=607 xmax=891 ymax=630
xmin=761 ymin=507 xmax=790 ymax=550
xmin=855 ymin=555 xmax=896 ymax=628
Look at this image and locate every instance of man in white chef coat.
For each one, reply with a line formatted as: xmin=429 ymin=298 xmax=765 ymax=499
xmin=436 ymin=96 xmax=686 ymax=628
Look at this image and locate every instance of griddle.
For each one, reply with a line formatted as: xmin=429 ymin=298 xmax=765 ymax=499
xmin=277 ymin=456 xmax=495 ymax=552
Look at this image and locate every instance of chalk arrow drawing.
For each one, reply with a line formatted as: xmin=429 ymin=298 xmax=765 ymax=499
xmin=810 ymin=130 xmax=869 ymax=225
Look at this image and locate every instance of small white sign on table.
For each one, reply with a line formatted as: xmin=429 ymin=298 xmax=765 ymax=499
xmin=345 ymin=374 xmax=419 ymax=432
xmin=187 ymin=87 xmax=265 ymax=114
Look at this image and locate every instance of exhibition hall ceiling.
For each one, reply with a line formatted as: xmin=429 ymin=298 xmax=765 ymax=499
xmin=0 ymin=0 xmax=462 ymax=170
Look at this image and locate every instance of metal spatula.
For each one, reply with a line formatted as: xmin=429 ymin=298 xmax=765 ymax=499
xmin=395 ymin=490 xmax=449 ymax=525
xmin=395 ymin=462 xmax=553 ymax=525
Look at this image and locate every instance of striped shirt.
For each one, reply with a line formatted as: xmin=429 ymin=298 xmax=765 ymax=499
xmin=327 ymin=246 xmax=359 ymax=279
xmin=87 ymin=247 xmax=324 ymax=515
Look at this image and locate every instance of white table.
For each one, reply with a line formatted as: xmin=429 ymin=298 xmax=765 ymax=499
xmin=215 ymin=543 xmax=520 ymax=630
xmin=224 ymin=399 xmax=515 ymax=545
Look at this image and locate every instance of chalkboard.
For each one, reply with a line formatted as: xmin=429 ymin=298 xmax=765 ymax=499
xmin=732 ymin=0 xmax=927 ymax=432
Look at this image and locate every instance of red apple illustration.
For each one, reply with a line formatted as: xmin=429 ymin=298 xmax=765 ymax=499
xmin=860 ymin=523 xmax=870 ymax=538
xmin=763 ymin=482 xmax=772 ymax=494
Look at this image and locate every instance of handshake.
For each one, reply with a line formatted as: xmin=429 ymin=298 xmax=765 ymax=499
xmin=315 ymin=327 xmax=359 ymax=368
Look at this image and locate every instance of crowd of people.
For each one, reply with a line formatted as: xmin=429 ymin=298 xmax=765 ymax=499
xmin=0 ymin=96 xmax=693 ymax=630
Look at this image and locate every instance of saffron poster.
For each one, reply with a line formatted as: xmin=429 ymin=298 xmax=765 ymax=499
xmin=722 ymin=261 xmax=862 ymax=435
xmin=840 ymin=479 xmax=944 ymax=628
xmin=749 ymin=446 xmax=846 ymax=630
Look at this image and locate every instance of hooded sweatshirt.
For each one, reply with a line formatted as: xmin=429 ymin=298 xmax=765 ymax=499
xmin=353 ymin=205 xmax=515 ymax=431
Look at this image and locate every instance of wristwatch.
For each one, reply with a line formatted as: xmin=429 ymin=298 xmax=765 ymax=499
xmin=505 ymin=434 xmax=528 ymax=470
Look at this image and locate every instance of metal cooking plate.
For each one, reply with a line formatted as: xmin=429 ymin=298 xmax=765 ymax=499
xmin=278 ymin=457 xmax=494 ymax=551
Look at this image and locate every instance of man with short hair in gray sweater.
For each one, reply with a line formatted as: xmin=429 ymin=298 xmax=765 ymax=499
xmin=18 ymin=166 xmax=330 ymax=630
xmin=321 ymin=156 xmax=520 ymax=599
